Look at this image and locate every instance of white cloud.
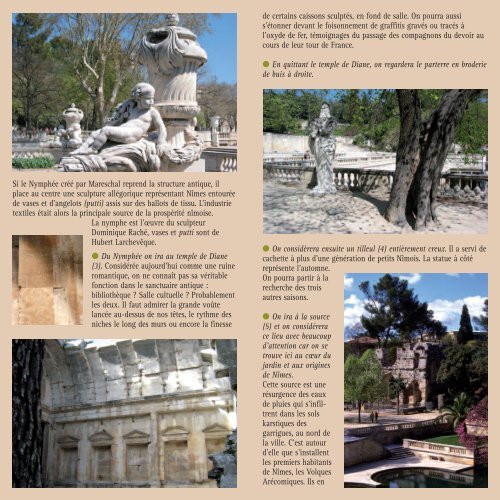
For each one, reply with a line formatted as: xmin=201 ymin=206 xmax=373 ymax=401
xmin=344 ymin=275 xmax=354 ymax=289
xmin=429 ymin=296 xmax=487 ymax=326
xmin=445 ymin=273 xmax=461 ymax=277
xmin=344 ymin=294 xmax=366 ymax=328
xmin=398 ymin=273 xmax=422 ymax=285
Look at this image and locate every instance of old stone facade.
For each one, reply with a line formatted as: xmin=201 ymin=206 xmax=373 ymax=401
xmin=12 ymin=235 xmax=83 ymax=325
xmin=41 ymin=339 xmax=236 ymax=487
xmin=376 ymin=342 xmax=443 ymax=408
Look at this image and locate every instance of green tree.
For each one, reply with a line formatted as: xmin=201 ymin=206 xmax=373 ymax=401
xmin=436 ymin=343 xmax=488 ymax=400
xmin=457 ymin=304 xmax=474 ymax=344
xmin=440 ymin=392 xmax=471 ymax=429
xmin=473 ymin=299 xmax=488 ymax=332
xmin=344 ymin=350 xmax=386 ymax=423
xmin=385 ymin=89 xmax=483 ymax=230
xmin=198 ymin=78 xmax=237 ymax=131
xmin=49 ymin=14 xmax=211 ymax=127
xmin=359 ymin=274 xmax=445 ymax=347
xmin=12 ymin=14 xmax=55 ymax=130
xmin=389 ymin=375 xmax=406 ymax=415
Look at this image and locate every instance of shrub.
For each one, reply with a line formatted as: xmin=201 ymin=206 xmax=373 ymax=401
xmin=12 ymin=156 xmax=55 ymax=169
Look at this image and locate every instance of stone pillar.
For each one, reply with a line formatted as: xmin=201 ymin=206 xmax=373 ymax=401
xmin=190 ymin=429 xmax=208 ymax=483
xmin=77 ymin=421 xmax=89 ymax=485
xmin=149 ymin=412 xmax=161 ymax=487
xmin=188 ymin=413 xmax=208 ymax=483
xmin=45 ymin=423 xmax=57 ymax=486
xmin=115 ymin=420 xmax=126 ymax=482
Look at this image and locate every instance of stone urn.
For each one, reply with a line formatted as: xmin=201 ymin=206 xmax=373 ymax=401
xmin=139 ymin=13 xmax=207 ymax=168
xmin=62 ymin=103 xmax=84 ymax=147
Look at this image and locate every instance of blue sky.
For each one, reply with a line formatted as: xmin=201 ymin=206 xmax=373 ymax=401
xmin=344 ymin=273 xmax=488 ymax=337
xmin=198 ymin=13 xmax=237 ymax=85
xmin=12 ymin=13 xmax=237 ymax=86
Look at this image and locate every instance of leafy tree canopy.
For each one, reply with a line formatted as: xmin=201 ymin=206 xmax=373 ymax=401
xmin=436 ymin=343 xmax=488 ymax=401
xmin=359 ymin=274 xmax=445 ymax=347
xmin=344 ymin=349 xmax=387 ymax=423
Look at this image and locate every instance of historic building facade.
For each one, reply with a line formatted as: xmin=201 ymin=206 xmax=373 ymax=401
xmin=377 ymin=342 xmax=444 ymax=408
xmin=41 ymin=339 xmax=236 ymax=487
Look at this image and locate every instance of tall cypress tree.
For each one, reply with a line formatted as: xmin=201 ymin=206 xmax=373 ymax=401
xmin=457 ymin=304 xmax=474 ymax=344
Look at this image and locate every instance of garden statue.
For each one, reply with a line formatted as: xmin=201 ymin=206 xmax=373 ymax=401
xmin=211 ymin=116 xmax=221 ymax=147
xmin=308 ymin=103 xmax=337 ymax=195
xmin=58 ymin=14 xmax=208 ymax=172
xmin=61 ymin=104 xmax=84 ymax=147
xmin=60 ymin=83 xmax=167 ymax=171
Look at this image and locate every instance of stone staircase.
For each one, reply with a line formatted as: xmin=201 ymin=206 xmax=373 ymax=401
xmin=385 ymin=444 xmax=415 ymax=460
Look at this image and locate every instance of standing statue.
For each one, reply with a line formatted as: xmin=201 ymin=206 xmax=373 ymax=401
xmin=59 ymin=83 xmax=167 ymax=172
xmin=61 ymin=104 xmax=84 ymax=148
xmin=308 ymin=103 xmax=337 ymax=195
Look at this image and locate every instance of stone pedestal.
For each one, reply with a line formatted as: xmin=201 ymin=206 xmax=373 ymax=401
xmin=139 ymin=14 xmax=207 ymax=171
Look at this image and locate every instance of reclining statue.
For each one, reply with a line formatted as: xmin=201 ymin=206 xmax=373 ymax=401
xmin=60 ymin=83 xmax=167 ymax=172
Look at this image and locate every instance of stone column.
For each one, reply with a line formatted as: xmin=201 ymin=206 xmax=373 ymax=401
xmin=45 ymin=423 xmax=57 ymax=486
xmin=77 ymin=421 xmax=89 ymax=485
xmin=149 ymin=412 xmax=161 ymax=487
xmin=115 ymin=419 xmax=126 ymax=482
xmin=189 ymin=411 xmax=210 ymax=484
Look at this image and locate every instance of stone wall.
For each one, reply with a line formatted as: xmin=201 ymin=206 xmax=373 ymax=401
xmin=41 ymin=340 xmax=236 ymax=488
xmin=263 ymin=133 xmax=309 ymax=154
xmin=12 ymin=235 xmax=83 ymax=325
xmin=377 ymin=342 xmax=444 ymax=408
xmin=344 ymin=437 xmax=386 ymax=467
xmin=263 ymin=133 xmax=354 ymax=154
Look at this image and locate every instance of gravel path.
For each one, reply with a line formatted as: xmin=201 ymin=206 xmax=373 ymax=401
xmin=263 ymin=183 xmax=488 ymax=234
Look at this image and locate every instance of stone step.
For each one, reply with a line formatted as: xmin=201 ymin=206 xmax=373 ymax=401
xmin=386 ymin=445 xmax=415 ymax=460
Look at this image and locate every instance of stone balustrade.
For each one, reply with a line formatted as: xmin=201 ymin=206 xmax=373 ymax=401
xmin=344 ymin=417 xmax=451 ymax=446
xmin=264 ymin=161 xmax=488 ymax=201
xmin=404 ymin=438 xmax=472 ymax=457
xmin=403 ymin=438 xmax=475 ymax=465
xmin=203 ymin=148 xmax=237 ymax=172
xmin=345 ymin=416 xmax=446 ymax=438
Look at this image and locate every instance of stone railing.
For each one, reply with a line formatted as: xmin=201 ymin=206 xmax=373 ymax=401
xmin=403 ymin=438 xmax=472 ymax=457
xmin=264 ymin=162 xmax=488 ymax=201
xmin=203 ymin=148 xmax=237 ymax=172
xmin=403 ymin=438 xmax=474 ymax=465
xmin=344 ymin=416 xmax=448 ymax=438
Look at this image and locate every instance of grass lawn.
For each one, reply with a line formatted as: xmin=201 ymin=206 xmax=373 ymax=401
xmin=426 ymin=435 xmax=463 ymax=446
